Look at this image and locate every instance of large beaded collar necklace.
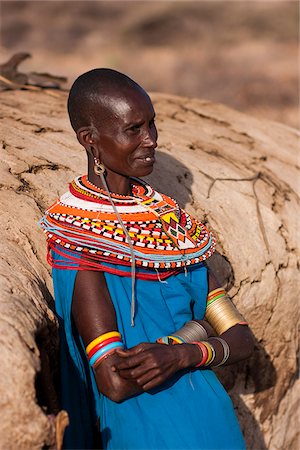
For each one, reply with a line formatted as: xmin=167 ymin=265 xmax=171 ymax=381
xmin=39 ymin=175 xmax=216 ymax=279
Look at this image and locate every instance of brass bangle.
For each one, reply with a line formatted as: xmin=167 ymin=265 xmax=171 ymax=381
xmin=205 ymin=296 xmax=245 ymax=335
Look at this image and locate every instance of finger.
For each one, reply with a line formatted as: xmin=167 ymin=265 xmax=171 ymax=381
xmin=142 ymin=378 xmax=162 ymax=391
xmin=118 ymin=363 xmax=154 ymax=380
xmin=120 ymin=343 xmax=151 ymax=356
xmin=141 ymin=370 xmax=172 ymax=391
xmin=111 ymin=358 xmax=139 ymax=373
xmin=136 ymin=368 xmax=163 ymax=388
xmin=114 ymin=348 xmax=128 ymax=357
xmin=115 ymin=368 xmax=135 ymax=379
xmin=114 ymin=353 xmax=148 ymax=371
xmin=111 ymin=346 xmax=147 ymax=370
xmin=117 ymin=367 xmax=147 ymax=380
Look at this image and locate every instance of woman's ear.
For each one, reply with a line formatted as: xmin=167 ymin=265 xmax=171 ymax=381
xmin=76 ymin=127 xmax=93 ymax=148
xmin=76 ymin=126 xmax=99 ymax=159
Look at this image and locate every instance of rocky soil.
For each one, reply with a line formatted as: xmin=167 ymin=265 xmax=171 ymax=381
xmin=0 ymin=88 xmax=299 ymax=449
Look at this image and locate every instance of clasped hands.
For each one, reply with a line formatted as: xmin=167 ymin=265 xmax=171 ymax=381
xmin=111 ymin=342 xmax=199 ymax=391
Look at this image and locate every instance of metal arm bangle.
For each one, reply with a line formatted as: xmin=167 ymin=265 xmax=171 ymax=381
xmin=173 ymin=320 xmax=208 ymax=342
xmin=205 ymin=295 xmax=246 ymax=335
xmin=209 ymin=337 xmax=230 ymax=367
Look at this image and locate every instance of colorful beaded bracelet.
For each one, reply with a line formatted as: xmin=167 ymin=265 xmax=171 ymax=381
xmin=203 ymin=341 xmax=216 ymax=366
xmin=93 ymin=348 xmax=122 ymax=369
xmin=192 ymin=340 xmax=217 ymax=367
xmin=89 ymin=341 xmax=124 ymax=367
xmin=156 ymin=335 xmax=185 ymax=345
xmin=86 ymin=331 xmax=121 ymax=354
xmin=207 ymin=288 xmax=226 ymax=307
xmin=192 ymin=341 xmax=209 ymax=367
xmin=88 ymin=336 xmax=122 ymax=360
xmin=207 ymin=288 xmax=225 ymax=299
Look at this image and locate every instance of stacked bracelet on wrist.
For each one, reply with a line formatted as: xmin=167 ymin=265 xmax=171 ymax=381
xmin=156 ymin=333 xmax=230 ymax=369
xmin=209 ymin=337 xmax=230 ymax=367
xmin=173 ymin=320 xmax=208 ymax=342
xmin=156 ymin=335 xmax=185 ymax=345
xmin=156 ymin=320 xmax=208 ymax=346
xmin=156 ymin=335 xmax=217 ymax=368
xmin=86 ymin=331 xmax=124 ymax=369
xmin=192 ymin=341 xmax=216 ymax=367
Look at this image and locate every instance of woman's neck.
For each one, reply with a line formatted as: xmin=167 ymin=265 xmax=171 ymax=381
xmin=87 ymin=167 xmax=132 ymax=196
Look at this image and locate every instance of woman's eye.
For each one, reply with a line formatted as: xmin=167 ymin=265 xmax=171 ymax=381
xmin=129 ymin=124 xmax=141 ymax=132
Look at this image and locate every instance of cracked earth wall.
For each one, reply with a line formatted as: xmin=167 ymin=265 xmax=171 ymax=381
xmin=0 ymin=90 xmax=299 ymax=449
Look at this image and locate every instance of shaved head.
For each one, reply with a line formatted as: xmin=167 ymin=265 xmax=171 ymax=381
xmin=67 ymin=68 xmax=146 ymax=132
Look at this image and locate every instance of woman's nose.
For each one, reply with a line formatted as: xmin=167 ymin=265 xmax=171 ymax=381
xmin=143 ymin=126 xmax=157 ymax=148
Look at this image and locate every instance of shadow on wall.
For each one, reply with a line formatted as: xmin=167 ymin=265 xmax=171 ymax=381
xmin=146 ymin=150 xmax=235 ymax=288
xmin=35 ymin=277 xmax=60 ymax=417
xmin=36 ymin=150 xmax=276 ymax=449
xmin=148 ymin=150 xmax=277 ymax=449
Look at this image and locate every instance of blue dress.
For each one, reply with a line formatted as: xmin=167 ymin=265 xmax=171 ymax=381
xmin=53 ymin=259 xmax=245 ymax=450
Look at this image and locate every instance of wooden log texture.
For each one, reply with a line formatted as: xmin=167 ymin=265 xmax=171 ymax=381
xmin=0 ymin=89 xmax=299 ymax=449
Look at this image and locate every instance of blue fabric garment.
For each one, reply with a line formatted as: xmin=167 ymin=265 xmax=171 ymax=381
xmin=53 ymin=258 xmax=245 ymax=450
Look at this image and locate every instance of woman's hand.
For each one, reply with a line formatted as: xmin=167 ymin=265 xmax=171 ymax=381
xmin=72 ymin=271 xmax=200 ymax=401
xmin=112 ymin=342 xmax=200 ymax=391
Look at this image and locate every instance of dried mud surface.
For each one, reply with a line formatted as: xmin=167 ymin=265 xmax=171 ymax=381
xmin=0 ymin=89 xmax=299 ymax=449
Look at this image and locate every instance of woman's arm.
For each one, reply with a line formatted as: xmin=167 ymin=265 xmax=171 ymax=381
xmin=72 ymin=271 xmax=200 ymax=401
xmin=72 ymin=270 xmax=143 ymax=402
xmin=205 ymin=269 xmax=254 ymax=366
xmin=113 ymin=268 xmax=254 ymax=387
xmin=72 ymin=268 xmax=254 ymax=402
xmin=136 ymin=269 xmax=254 ymax=370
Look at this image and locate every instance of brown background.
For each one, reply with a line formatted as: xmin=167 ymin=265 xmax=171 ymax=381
xmin=0 ymin=2 xmax=299 ymax=448
xmin=0 ymin=0 xmax=298 ymax=128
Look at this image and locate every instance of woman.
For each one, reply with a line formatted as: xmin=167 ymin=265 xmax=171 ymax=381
xmin=40 ymin=68 xmax=254 ymax=449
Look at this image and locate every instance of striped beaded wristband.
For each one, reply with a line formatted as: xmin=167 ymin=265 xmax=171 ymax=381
xmin=156 ymin=335 xmax=186 ymax=345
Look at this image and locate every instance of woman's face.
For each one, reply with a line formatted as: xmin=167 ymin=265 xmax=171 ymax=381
xmin=92 ymin=89 xmax=158 ymax=183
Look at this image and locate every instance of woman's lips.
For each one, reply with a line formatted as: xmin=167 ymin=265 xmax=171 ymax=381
xmin=137 ymin=155 xmax=155 ymax=164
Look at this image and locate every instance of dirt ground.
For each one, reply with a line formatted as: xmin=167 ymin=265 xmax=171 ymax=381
xmin=0 ymin=1 xmax=298 ymax=128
